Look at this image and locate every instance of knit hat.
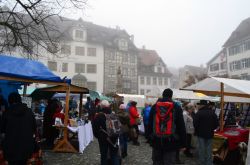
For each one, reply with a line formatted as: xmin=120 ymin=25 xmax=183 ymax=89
xmin=162 ymin=88 xmax=173 ymax=98
xmin=100 ymin=100 xmax=110 ymax=108
xmin=119 ymin=104 xmax=126 ymax=110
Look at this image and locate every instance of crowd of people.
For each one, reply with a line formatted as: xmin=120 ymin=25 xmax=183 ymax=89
xmin=0 ymin=88 xmax=232 ymax=165
xmin=89 ymin=88 xmax=220 ymax=165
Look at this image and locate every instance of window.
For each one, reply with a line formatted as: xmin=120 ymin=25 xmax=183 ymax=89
xmin=140 ymin=89 xmax=144 ymax=95
xmin=119 ymin=39 xmax=128 ymax=50
xmin=47 ymin=43 xmax=59 ymax=53
xmin=87 ymin=48 xmax=96 ymax=56
xmin=241 ymin=58 xmax=250 ymax=69
xmin=62 ymin=63 xmax=68 ymax=72
xmin=157 ymin=67 xmax=162 ymax=73
xmin=220 ymin=62 xmax=227 ymax=70
xmin=229 ymin=61 xmax=241 ymax=71
xmin=164 ymin=78 xmax=168 ymax=86
xmin=158 ymin=77 xmax=162 ymax=85
xmin=75 ymin=63 xmax=85 ymax=73
xmin=122 ymin=67 xmax=129 ymax=77
xmin=146 ymin=89 xmax=151 ymax=94
xmin=227 ymin=40 xmax=250 ymax=56
xmin=146 ymin=77 xmax=151 ymax=85
xmin=61 ymin=45 xmax=71 ymax=55
xmin=87 ymin=64 xmax=97 ymax=73
xmin=140 ymin=76 xmax=145 ymax=85
xmin=123 ymin=53 xmax=128 ymax=62
xmin=210 ymin=63 xmax=219 ymax=71
xmin=240 ymin=74 xmax=250 ymax=80
xmin=242 ymin=59 xmax=247 ymax=69
xmin=48 ymin=61 xmax=57 ymax=71
xmin=130 ymin=54 xmax=136 ymax=63
xmin=124 ymin=82 xmax=131 ymax=88
xmin=75 ymin=46 xmax=85 ymax=56
xmin=130 ymin=68 xmax=136 ymax=77
xmin=110 ymin=52 xmax=115 ymax=60
xmin=153 ymin=77 xmax=157 ymax=85
xmin=109 ymin=66 xmax=116 ymax=75
xmin=107 ymin=51 xmax=115 ymax=60
xmin=75 ymin=30 xmax=84 ymax=39
xmin=87 ymin=82 xmax=97 ymax=91
xmin=243 ymin=40 xmax=250 ymax=51
xmin=228 ymin=44 xmax=243 ymax=56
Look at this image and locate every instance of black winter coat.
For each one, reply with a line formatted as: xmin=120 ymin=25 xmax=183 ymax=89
xmin=148 ymin=98 xmax=186 ymax=151
xmin=194 ymin=106 xmax=219 ymax=139
xmin=2 ymin=103 xmax=36 ymax=161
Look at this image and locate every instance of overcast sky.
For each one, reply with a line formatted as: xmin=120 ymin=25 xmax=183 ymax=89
xmin=64 ymin=0 xmax=250 ymax=68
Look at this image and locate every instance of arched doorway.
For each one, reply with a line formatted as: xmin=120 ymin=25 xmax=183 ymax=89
xmin=72 ymin=74 xmax=87 ymax=87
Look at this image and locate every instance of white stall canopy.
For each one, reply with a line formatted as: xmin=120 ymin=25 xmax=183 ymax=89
xmin=182 ymin=77 xmax=250 ymax=103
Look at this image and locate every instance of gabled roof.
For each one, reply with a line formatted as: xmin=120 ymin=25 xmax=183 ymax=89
xmin=50 ymin=16 xmax=137 ymax=50
xmin=138 ymin=49 xmax=159 ymax=65
xmin=138 ymin=49 xmax=172 ymax=77
xmin=207 ymin=49 xmax=225 ymax=65
xmin=224 ymin=17 xmax=250 ymax=47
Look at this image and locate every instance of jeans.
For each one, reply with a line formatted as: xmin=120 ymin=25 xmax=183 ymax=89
xmin=186 ymin=133 xmax=192 ymax=153
xmin=152 ymin=148 xmax=176 ymax=165
xmin=197 ymin=137 xmax=213 ymax=165
xmin=98 ymin=140 xmax=120 ymax=165
xmin=119 ymin=133 xmax=128 ymax=154
xmin=144 ymin=123 xmax=149 ymax=139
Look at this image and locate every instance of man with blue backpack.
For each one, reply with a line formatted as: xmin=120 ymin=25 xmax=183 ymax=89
xmin=141 ymin=102 xmax=152 ymax=142
xmin=148 ymin=88 xmax=186 ymax=165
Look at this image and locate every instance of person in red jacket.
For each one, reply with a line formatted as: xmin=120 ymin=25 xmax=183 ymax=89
xmin=129 ymin=101 xmax=140 ymax=146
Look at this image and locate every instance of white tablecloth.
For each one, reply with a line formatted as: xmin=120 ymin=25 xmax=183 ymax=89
xmin=67 ymin=122 xmax=94 ymax=153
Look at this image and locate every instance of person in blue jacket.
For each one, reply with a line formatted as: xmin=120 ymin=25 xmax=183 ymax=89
xmin=141 ymin=102 xmax=152 ymax=142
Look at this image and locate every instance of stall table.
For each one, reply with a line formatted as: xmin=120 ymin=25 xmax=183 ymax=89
xmin=215 ymin=127 xmax=249 ymax=151
xmin=67 ymin=122 xmax=94 ymax=153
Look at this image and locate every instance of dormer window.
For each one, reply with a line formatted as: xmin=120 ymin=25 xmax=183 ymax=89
xmin=157 ymin=67 xmax=162 ymax=73
xmin=74 ymin=29 xmax=85 ymax=41
xmin=119 ymin=39 xmax=128 ymax=51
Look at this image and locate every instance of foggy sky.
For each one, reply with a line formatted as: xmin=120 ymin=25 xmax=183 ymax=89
xmin=63 ymin=0 xmax=250 ymax=68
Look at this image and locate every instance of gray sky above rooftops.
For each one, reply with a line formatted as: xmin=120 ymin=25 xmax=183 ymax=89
xmin=62 ymin=0 xmax=250 ymax=68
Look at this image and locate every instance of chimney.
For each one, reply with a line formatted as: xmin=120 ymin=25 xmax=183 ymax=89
xmin=130 ymin=35 xmax=134 ymax=43
xmin=116 ymin=26 xmax=120 ymax=30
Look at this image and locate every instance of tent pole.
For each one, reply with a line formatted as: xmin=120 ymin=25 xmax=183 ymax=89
xmin=23 ymin=84 xmax=27 ymax=96
xmin=79 ymin=93 xmax=83 ymax=117
xmin=63 ymin=85 xmax=70 ymax=139
xmin=220 ymin=82 xmax=224 ymax=132
xmin=53 ymin=85 xmax=77 ymax=153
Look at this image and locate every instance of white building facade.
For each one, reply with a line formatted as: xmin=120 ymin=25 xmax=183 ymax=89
xmin=208 ymin=17 xmax=250 ymax=80
xmin=207 ymin=49 xmax=228 ymax=77
xmin=5 ymin=18 xmax=105 ymax=92
xmin=226 ymin=39 xmax=250 ymax=79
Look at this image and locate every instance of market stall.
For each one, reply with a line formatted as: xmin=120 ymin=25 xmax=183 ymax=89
xmin=182 ymin=77 xmax=250 ymax=163
xmin=0 ymin=55 xmax=73 ymax=164
xmin=31 ymin=84 xmax=90 ymax=153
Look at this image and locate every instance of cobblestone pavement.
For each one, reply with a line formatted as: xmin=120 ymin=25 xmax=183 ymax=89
xmin=43 ymin=136 xmax=198 ymax=165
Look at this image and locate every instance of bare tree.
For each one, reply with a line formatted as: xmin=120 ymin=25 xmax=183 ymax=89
xmin=0 ymin=0 xmax=88 ymax=59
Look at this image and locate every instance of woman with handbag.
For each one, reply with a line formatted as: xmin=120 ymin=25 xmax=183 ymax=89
xmin=129 ymin=101 xmax=140 ymax=146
